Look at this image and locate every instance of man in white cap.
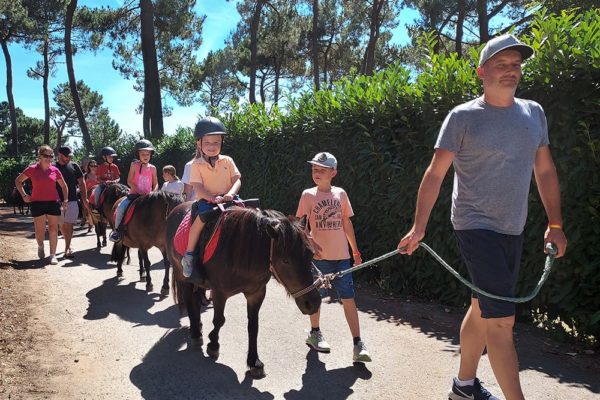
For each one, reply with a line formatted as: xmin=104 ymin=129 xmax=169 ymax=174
xmin=398 ymin=34 xmax=567 ymax=399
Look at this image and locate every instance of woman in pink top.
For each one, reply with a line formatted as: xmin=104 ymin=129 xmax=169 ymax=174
xmin=109 ymin=139 xmax=158 ymax=242
xmin=15 ymin=145 xmax=69 ymax=265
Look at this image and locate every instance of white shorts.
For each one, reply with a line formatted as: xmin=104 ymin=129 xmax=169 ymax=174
xmin=59 ymin=201 xmax=79 ymax=224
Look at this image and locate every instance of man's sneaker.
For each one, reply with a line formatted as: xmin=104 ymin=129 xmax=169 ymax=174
xmin=353 ymin=341 xmax=372 ymax=362
xmin=181 ymin=253 xmax=194 ymax=278
xmin=448 ymin=377 xmax=500 ymax=400
xmin=306 ymin=330 xmax=331 ymax=353
xmin=49 ymin=255 xmax=58 ymax=265
xmin=37 ymin=245 xmax=45 ymax=260
xmin=109 ymin=230 xmax=122 ymax=242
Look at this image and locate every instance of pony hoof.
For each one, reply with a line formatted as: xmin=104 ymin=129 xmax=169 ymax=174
xmin=102 ymin=240 xmax=107 ymax=247
xmin=146 ymin=284 xmax=153 ymax=292
xmin=190 ymin=336 xmax=203 ymax=349
xmin=248 ymin=367 xmax=266 ymax=379
xmin=206 ymin=346 xmax=219 ymax=359
xmin=160 ymin=287 xmax=169 ymax=296
xmin=117 ymin=271 xmax=123 ymax=278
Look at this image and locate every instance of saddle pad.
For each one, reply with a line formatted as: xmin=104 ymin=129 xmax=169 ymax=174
xmin=173 ymin=211 xmax=225 ymax=265
xmin=87 ymin=186 xmax=98 ymax=208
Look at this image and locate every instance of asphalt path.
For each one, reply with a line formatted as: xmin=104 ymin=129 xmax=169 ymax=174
xmin=3 ymin=211 xmax=599 ymax=399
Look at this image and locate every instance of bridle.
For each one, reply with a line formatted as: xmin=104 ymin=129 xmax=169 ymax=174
xmin=268 ymin=239 xmax=324 ymax=299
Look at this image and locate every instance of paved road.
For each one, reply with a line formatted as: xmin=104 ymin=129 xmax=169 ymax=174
xmin=3 ymin=212 xmax=599 ymax=399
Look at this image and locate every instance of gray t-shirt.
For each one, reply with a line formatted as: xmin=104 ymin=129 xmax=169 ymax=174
xmin=435 ymin=97 xmax=549 ymax=235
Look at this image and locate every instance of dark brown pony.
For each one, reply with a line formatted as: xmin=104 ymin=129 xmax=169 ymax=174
xmin=111 ymin=191 xmax=184 ymax=294
xmin=165 ymin=203 xmax=322 ymax=378
xmin=89 ymin=183 xmax=129 ymax=248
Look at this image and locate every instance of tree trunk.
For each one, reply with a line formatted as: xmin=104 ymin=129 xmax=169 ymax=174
xmin=311 ymin=0 xmax=320 ymax=91
xmin=65 ymin=0 xmax=94 ymax=152
xmin=362 ymin=0 xmax=385 ymax=76
xmin=140 ymin=0 xmax=164 ymax=139
xmin=456 ymin=0 xmax=466 ymax=57
xmin=42 ymin=38 xmax=51 ymax=145
xmin=1 ymin=39 xmax=18 ymax=155
xmin=477 ymin=0 xmax=489 ymax=43
xmin=249 ymin=0 xmax=264 ymax=104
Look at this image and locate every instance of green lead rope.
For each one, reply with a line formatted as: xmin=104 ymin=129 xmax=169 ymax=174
xmin=326 ymin=242 xmax=557 ymax=303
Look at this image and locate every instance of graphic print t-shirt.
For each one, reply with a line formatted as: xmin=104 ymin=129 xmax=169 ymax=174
xmin=296 ymin=186 xmax=354 ymax=261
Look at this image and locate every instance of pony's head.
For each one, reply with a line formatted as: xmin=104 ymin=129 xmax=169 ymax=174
xmin=265 ymin=211 xmax=321 ymax=315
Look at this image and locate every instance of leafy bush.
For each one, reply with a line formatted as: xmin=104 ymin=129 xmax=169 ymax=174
xmin=0 ymin=157 xmax=33 ymax=203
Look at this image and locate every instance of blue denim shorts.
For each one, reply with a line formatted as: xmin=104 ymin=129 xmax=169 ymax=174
xmin=455 ymin=229 xmax=524 ymax=319
xmin=313 ymin=259 xmax=355 ymax=299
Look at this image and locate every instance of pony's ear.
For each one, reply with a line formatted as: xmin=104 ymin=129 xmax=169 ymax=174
xmin=266 ymin=219 xmax=281 ymax=239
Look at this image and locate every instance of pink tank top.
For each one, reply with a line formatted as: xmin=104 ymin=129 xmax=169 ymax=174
xmin=130 ymin=161 xmax=154 ymax=195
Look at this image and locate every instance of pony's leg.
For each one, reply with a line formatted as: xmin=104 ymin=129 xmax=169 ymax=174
xmin=160 ymin=251 xmax=170 ymax=296
xmin=138 ymin=249 xmax=146 ymax=280
xmin=207 ymin=290 xmax=226 ymax=359
xmin=245 ymin=287 xmax=267 ymax=378
xmin=94 ymin=222 xmax=102 ymax=248
xmin=183 ymin=283 xmax=202 ymax=348
xmin=143 ymin=250 xmax=153 ymax=292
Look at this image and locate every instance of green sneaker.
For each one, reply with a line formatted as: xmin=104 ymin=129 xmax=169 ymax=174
xmin=306 ymin=330 xmax=330 ymax=353
xmin=353 ymin=341 xmax=372 ymax=362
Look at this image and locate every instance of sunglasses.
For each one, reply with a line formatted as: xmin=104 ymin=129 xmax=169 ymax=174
xmin=41 ymin=154 xmax=54 ymax=159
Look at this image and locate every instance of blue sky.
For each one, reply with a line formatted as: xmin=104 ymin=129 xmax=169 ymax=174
xmin=0 ymin=1 xmax=418 ymax=141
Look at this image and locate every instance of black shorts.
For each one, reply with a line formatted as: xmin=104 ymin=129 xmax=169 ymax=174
xmin=454 ymin=229 xmax=524 ymax=319
xmin=31 ymin=201 xmax=61 ymax=217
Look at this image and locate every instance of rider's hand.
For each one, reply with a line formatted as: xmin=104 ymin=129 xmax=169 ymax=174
xmin=213 ymin=195 xmax=224 ymax=203
xmin=398 ymin=225 xmax=425 ymax=255
xmin=222 ymin=194 xmax=234 ymax=202
xmin=544 ymin=226 xmax=567 ymax=258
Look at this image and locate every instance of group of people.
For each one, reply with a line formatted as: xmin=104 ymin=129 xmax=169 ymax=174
xmin=13 ymin=35 xmax=569 ymax=399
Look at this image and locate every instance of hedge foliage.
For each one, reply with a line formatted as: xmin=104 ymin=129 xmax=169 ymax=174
xmin=1 ymin=9 xmax=596 ymax=343
xmin=222 ymin=10 xmax=599 ymax=343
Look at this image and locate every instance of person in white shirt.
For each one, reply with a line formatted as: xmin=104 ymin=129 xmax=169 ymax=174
xmin=161 ymin=165 xmax=185 ymax=195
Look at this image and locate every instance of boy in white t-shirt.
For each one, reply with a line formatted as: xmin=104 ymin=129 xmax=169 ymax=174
xmin=296 ymin=152 xmax=371 ymax=363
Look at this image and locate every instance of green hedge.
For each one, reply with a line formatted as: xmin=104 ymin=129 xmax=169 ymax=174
xmin=221 ymin=10 xmax=599 ymax=343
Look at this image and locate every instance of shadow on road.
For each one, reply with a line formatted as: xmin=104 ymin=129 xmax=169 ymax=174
xmin=84 ymin=276 xmax=181 ymax=329
xmin=284 ymin=351 xmax=372 ymax=400
xmin=130 ymin=328 xmax=275 ymax=400
xmin=356 ymin=289 xmax=600 ymax=394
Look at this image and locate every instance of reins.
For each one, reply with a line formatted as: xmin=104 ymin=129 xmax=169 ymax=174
xmin=314 ymin=242 xmax=558 ymax=303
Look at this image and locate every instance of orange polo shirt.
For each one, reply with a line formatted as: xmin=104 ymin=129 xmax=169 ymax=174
xmin=189 ymin=155 xmax=241 ymax=198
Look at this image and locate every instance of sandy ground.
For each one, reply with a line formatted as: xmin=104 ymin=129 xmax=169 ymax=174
xmin=0 ymin=207 xmax=598 ymax=400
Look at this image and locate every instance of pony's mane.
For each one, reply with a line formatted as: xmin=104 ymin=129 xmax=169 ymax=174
xmin=205 ymin=208 xmax=288 ymax=274
xmin=104 ymin=183 xmax=128 ymax=203
xmin=136 ymin=190 xmax=184 ymax=212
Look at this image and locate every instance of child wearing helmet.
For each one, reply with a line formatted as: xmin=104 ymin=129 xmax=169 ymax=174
xmin=109 ymin=139 xmax=158 ymax=242
xmin=93 ymin=146 xmax=121 ymax=206
xmin=182 ymin=116 xmax=241 ymax=282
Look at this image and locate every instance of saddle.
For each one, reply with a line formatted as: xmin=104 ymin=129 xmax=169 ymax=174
xmin=174 ymin=198 xmax=260 ymax=264
xmin=112 ymin=194 xmax=142 ymax=227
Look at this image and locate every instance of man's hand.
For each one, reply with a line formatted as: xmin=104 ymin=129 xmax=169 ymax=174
xmin=544 ymin=226 xmax=567 ymax=258
xmin=398 ymin=225 xmax=425 ymax=255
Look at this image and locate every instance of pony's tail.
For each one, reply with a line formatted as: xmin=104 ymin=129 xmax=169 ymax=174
xmin=171 ymin=268 xmax=186 ymax=311
xmin=110 ymin=242 xmax=127 ymax=264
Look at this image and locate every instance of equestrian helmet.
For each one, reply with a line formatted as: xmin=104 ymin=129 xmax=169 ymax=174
xmin=134 ymin=139 xmax=155 ymax=156
xmin=194 ymin=116 xmax=227 ymax=139
xmin=101 ymin=146 xmax=118 ymax=157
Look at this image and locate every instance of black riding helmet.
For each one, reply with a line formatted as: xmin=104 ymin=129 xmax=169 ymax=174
xmin=194 ymin=116 xmax=227 ymax=139
xmin=101 ymin=146 xmax=118 ymax=158
xmin=134 ymin=139 xmax=155 ymax=159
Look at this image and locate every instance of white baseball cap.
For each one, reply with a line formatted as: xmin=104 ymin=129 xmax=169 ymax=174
xmin=308 ymin=152 xmax=337 ymax=169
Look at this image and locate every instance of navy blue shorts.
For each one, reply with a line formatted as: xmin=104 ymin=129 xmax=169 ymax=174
xmin=313 ymin=259 xmax=355 ymax=299
xmin=454 ymin=229 xmax=524 ymax=319
xmin=31 ymin=201 xmax=61 ymax=217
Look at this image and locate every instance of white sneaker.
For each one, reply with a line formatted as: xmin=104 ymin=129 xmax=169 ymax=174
xmin=37 ymin=245 xmax=45 ymax=260
xmin=353 ymin=340 xmax=372 ymax=362
xmin=49 ymin=255 xmax=58 ymax=265
xmin=306 ymin=330 xmax=331 ymax=353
